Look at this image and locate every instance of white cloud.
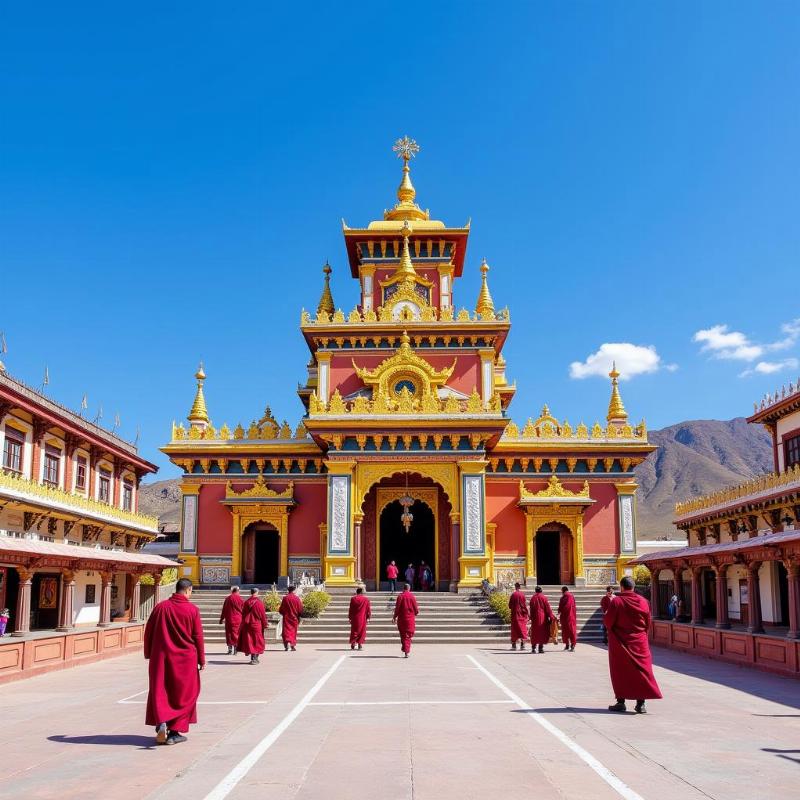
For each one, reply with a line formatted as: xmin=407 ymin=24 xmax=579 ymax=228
xmin=739 ymin=358 xmax=799 ymax=378
xmin=694 ymin=318 xmax=800 ymax=363
xmin=569 ymin=343 xmax=664 ymax=380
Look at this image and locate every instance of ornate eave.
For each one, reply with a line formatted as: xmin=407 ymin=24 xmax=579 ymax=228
xmin=518 ymin=476 xmax=596 ymax=507
xmin=219 ymin=476 xmax=296 ymax=506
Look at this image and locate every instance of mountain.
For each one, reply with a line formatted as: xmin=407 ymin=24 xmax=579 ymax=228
xmin=634 ymin=417 xmax=772 ymax=537
xmin=137 ymin=418 xmax=774 ymax=540
xmin=138 ymin=478 xmax=182 ymax=527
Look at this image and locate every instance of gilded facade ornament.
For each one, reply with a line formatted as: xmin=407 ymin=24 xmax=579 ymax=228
xmin=385 ymin=136 xmax=429 ymax=222
xmin=475 ymin=259 xmax=496 ymax=319
xmin=519 ymin=475 xmax=591 ymax=501
xmin=225 ymin=476 xmax=295 ymax=500
xmin=607 ymin=362 xmax=629 ymax=423
xmin=187 ymin=362 xmax=210 ymax=427
xmin=316 ymin=263 xmax=335 ymax=316
xmin=466 ymin=389 xmax=483 ymax=413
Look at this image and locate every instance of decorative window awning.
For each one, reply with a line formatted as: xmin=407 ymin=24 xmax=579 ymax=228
xmin=518 ymin=475 xmax=596 ymax=507
xmin=220 ymin=476 xmax=295 ymax=507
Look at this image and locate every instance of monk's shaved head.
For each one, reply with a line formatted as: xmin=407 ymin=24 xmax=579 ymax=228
xmin=250 ymin=587 xmax=259 ymax=595
xmin=535 ymin=586 xmax=543 ymax=593
xmin=620 ymin=576 xmax=634 ymax=591
xmin=356 ymin=586 xmax=364 ymax=594
xmin=231 ymin=586 xmax=240 ymax=593
xmin=176 ymin=578 xmax=193 ymax=594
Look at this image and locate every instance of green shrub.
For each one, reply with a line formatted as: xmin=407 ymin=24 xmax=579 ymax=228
xmin=633 ymin=565 xmax=651 ymax=587
xmin=487 ymin=590 xmax=512 ymax=624
xmin=300 ymin=590 xmax=331 ymax=618
xmin=263 ymin=589 xmax=282 ymax=613
xmin=140 ymin=568 xmax=179 ymax=587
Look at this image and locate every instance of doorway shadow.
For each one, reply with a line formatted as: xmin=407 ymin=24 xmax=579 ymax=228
xmin=49 ymin=734 xmax=155 ymax=749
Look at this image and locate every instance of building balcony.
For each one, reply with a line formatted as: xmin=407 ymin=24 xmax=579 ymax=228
xmin=674 ymin=464 xmax=800 ymax=523
xmin=0 ymin=469 xmax=158 ymax=535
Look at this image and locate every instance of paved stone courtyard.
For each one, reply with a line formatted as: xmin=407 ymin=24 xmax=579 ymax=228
xmin=0 ymin=641 xmax=797 ymax=799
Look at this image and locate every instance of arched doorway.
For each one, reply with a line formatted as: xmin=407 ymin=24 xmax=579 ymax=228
xmin=535 ymin=524 xmax=573 ymax=585
xmin=241 ymin=523 xmax=280 ymax=584
xmin=379 ymin=499 xmax=436 ymax=591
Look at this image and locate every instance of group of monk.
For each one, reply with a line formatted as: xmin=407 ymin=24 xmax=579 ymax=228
xmin=218 ymin=585 xmax=304 ymax=664
xmin=143 ymin=575 xmax=660 ymax=745
xmin=509 ymin=584 xmax=577 ymax=653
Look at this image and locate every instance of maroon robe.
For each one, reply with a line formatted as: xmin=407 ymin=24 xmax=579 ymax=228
xmin=278 ymin=593 xmax=303 ymax=646
xmin=558 ymin=591 xmax=577 ymax=647
xmin=508 ymin=590 xmax=528 ymax=643
xmin=144 ymin=593 xmax=205 ymax=733
xmin=393 ymin=589 xmax=419 ymax=653
xmin=237 ymin=595 xmax=268 ymax=655
xmin=529 ymin=593 xmax=554 ymax=646
xmin=219 ymin=592 xmax=244 ymax=648
xmin=348 ymin=594 xmax=372 ymax=645
xmin=605 ymin=591 xmax=662 ymax=701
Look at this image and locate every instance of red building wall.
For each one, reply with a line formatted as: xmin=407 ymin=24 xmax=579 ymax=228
xmin=486 ymin=479 xmax=526 ymax=554
xmin=197 ymin=483 xmax=233 ymax=554
xmin=288 ymin=481 xmax=327 ymax=555
xmin=583 ymin=481 xmax=619 ymax=555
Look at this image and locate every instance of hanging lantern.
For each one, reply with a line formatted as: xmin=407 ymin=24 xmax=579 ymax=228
xmin=399 ymin=472 xmax=414 ymax=533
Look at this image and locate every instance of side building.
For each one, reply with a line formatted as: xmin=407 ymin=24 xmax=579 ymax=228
xmin=633 ymin=379 xmax=800 ymax=677
xmin=0 ymin=366 xmax=175 ymax=682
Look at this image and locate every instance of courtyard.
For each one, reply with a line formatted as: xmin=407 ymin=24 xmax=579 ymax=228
xmin=0 ymin=641 xmax=796 ymax=800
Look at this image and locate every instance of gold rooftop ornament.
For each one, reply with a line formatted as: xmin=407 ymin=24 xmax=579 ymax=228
xmin=187 ymin=362 xmax=210 ymax=429
xmin=606 ymin=362 xmax=628 ymax=424
xmin=316 ymin=262 xmax=335 ymax=316
xmin=475 ymin=259 xmax=496 ymax=319
xmin=385 ymin=136 xmax=430 ymax=222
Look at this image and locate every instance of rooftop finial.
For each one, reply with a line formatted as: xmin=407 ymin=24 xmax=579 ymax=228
xmin=316 ymin=261 xmax=335 ymax=316
xmin=385 ymin=136 xmax=429 ymax=222
xmin=607 ymin=361 xmax=628 ymax=424
xmin=188 ymin=361 xmax=210 ymax=428
xmin=475 ymin=258 xmax=496 ymax=319
xmin=394 ymin=221 xmax=417 ymax=281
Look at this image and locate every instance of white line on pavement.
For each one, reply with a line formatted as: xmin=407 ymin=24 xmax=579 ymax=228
xmin=466 ymin=655 xmax=646 ymax=800
xmin=202 ymin=655 xmax=346 ymax=800
xmin=308 ymin=699 xmax=515 ymax=706
xmin=117 ymin=689 xmax=147 ymax=703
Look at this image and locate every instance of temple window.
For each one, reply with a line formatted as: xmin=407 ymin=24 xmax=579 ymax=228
xmin=98 ymin=469 xmax=111 ymax=503
xmin=2 ymin=429 xmax=23 ymax=474
xmin=43 ymin=447 xmax=60 ymax=487
xmin=75 ymin=456 xmax=87 ymax=490
xmin=785 ymin=433 xmax=800 ymax=469
xmin=122 ymin=481 xmax=133 ymax=511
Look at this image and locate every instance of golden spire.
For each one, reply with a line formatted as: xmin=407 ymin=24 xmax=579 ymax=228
xmin=475 ymin=259 xmax=496 ymax=319
xmin=316 ymin=262 xmax=335 ymax=316
xmin=607 ymin=362 xmax=628 ymax=424
xmin=384 ymin=136 xmax=429 ymax=222
xmin=187 ymin=362 xmax=210 ymax=426
xmin=393 ymin=221 xmax=417 ymax=282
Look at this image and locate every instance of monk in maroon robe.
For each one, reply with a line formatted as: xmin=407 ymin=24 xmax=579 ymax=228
xmin=600 ymin=585 xmax=614 ymax=645
xmin=393 ymin=583 xmax=419 ymax=658
xmin=219 ymin=586 xmax=244 ymax=655
xmin=558 ymin=586 xmax=577 ymax=651
xmin=348 ymin=586 xmax=371 ymax=649
xmin=237 ymin=588 xmax=268 ymax=664
xmin=605 ymin=576 xmax=662 ymax=713
xmin=144 ymin=578 xmax=205 ymax=745
xmin=508 ymin=582 xmax=528 ymax=650
xmin=278 ymin=586 xmax=303 ymax=651
xmin=529 ymin=586 xmax=554 ymax=654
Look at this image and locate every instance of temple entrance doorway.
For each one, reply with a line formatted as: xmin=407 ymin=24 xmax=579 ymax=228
xmin=535 ymin=525 xmax=573 ymax=585
xmin=242 ymin=524 xmax=280 ymax=585
xmin=380 ymin=500 xmax=435 ymax=591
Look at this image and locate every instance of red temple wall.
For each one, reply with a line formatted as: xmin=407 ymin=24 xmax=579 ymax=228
xmin=583 ymin=482 xmax=618 ymax=554
xmin=485 ymin=479 xmax=525 ymax=554
xmin=197 ymin=483 xmax=233 ymax=554
xmin=288 ymin=481 xmax=327 ymax=554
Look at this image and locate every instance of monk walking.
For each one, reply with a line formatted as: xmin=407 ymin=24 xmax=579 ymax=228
xmin=237 ymin=588 xmax=268 ymax=664
xmin=605 ymin=576 xmax=662 ymax=713
xmin=508 ymin=582 xmax=528 ymax=650
xmin=219 ymin=586 xmax=244 ymax=655
xmin=278 ymin=586 xmax=303 ymax=652
xmin=143 ymin=578 xmax=205 ymax=746
xmin=393 ymin=583 xmax=419 ymax=658
xmin=348 ymin=586 xmax=371 ymax=650
xmin=529 ymin=586 xmax=554 ymax=654
xmin=558 ymin=585 xmax=577 ymax=651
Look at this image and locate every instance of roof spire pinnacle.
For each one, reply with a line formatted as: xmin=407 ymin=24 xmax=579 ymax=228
xmin=187 ymin=362 xmax=210 ymax=428
xmin=393 ymin=221 xmax=418 ymax=282
xmin=607 ymin=361 xmax=628 ymax=424
xmin=475 ymin=258 xmax=496 ymax=319
xmin=316 ymin=261 xmax=335 ymax=316
xmin=384 ymin=136 xmax=429 ymax=222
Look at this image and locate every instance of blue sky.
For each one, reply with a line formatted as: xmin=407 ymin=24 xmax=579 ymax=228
xmin=1 ymin=3 xmax=799 ymax=478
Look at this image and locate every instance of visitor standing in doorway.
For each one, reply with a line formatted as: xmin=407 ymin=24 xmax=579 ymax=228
xmin=386 ymin=560 xmax=399 ymax=594
xmin=404 ymin=563 xmax=416 ymax=589
xmin=418 ymin=561 xmax=433 ymax=591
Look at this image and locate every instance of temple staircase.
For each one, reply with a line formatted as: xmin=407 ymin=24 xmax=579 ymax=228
xmin=191 ymin=586 xmax=606 ymax=647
